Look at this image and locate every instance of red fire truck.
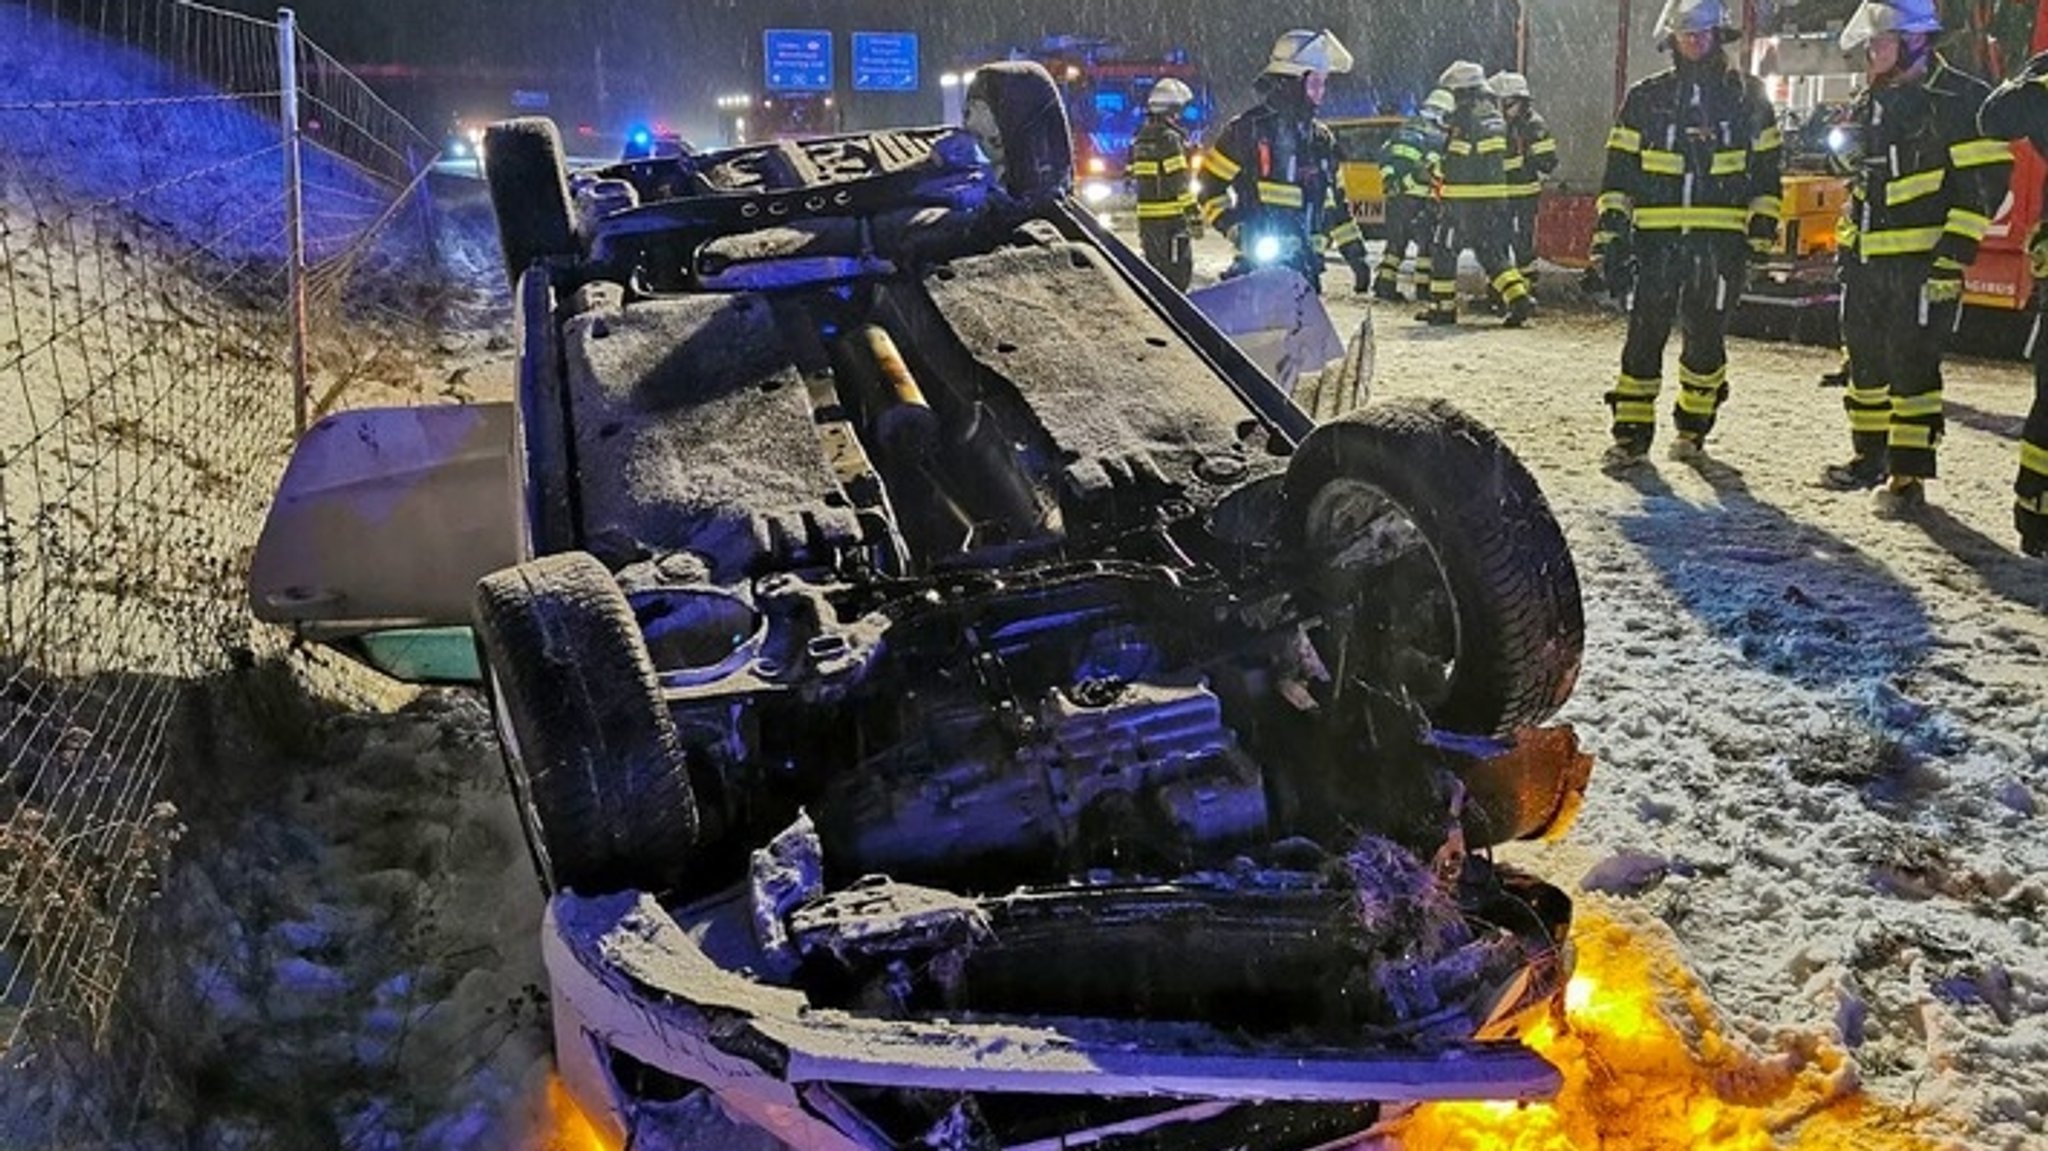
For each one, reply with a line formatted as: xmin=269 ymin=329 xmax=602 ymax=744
xmin=1001 ymin=37 xmax=1208 ymax=193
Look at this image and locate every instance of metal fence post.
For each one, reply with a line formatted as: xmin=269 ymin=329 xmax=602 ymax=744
xmin=278 ymin=7 xmax=309 ymax=436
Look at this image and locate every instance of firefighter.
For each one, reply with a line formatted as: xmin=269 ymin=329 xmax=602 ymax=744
xmin=1821 ymin=0 xmax=2009 ymax=514
xmin=1588 ymin=0 xmax=1781 ymax=467
xmin=1491 ymin=71 xmax=1558 ymax=286
xmin=1978 ymin=48 xmax=2048 ymax=556
xmin=1129 ymin=77 xmax=1200 ymax=292
xmin=1197 ymin=29 xmax=1373 ymax=294
xmin=1371 ymin=88 xmax=1453 ymax=304
xmin=1419 ymin=60 xmax=1532 ymax=327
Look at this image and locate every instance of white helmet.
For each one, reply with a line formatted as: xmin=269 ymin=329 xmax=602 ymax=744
xmin=1839 ymin=0 xmax=1942 ymax=50
xmin=1488 ymin=71 xmax=1531 ymax=100
xmin=1438 ymin=60 xmax=1489 ymax=91
xmin=1265 ymin=29 xmax=1355 ymax=77
xmin=1146 ymin=77 xmax=1195 ymax=113
xmin=1421 ymin=88 xmax=1456 ymax=119
xmin=1654 ymin=0 xmax=1741 ymax=45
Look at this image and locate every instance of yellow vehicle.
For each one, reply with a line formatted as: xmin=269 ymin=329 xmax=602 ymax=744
xmin=1326 ymin=115 xmax=1405 ymax=237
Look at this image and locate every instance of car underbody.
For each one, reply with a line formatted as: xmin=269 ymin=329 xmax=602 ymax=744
xmin=251 ymin=62 xmax=1592 ymax=1151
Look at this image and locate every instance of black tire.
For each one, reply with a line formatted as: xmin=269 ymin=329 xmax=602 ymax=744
xmin=1296 ymin=315 xmax=1375 ymax=423
xmin=483 ymin=117 xmax=576 ymax=291
xmin=512 ymin=267 xmax=577 ymax=555
xmin=963 ymin=62 xmax=1073 ymax=200
xmin=1281 ymin=398 xmax=1582 ymax=737
xmin=473 ymin=552 xmax=699 ymax=895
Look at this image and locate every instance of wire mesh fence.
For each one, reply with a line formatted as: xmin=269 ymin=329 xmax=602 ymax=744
xmin=1 ymin=0 xmax=441 ymax=1074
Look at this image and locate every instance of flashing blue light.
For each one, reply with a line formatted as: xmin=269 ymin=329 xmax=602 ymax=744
xmin=631 ymin=129 xmax=653 ymax=148
xmin=1181 ymin=103 xmax=1203 ymax=124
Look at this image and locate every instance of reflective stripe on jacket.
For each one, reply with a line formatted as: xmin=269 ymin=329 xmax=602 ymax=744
xmin=1597 ymin=62 xmax=1782 ymax=248
xmin=1843 ymin=58 xmax=2009 ymax=267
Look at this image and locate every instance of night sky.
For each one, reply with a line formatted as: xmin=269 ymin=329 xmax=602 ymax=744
xmin=213 ymin=0 xmax=1521 ymax=140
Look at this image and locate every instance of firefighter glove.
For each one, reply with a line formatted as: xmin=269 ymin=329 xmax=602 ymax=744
xmin=1923 ymin=262 xmax=1964 ymax=307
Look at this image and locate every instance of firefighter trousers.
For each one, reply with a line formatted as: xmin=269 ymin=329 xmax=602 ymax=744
xmin=1605 ymin=234 xmax=1745 ymax=448
xmin=1839 ymin=259 xmax=1955 ymax=480
xmin=1139 ymin=220 xmax=1194 ymax=293
xmin=1426 ymin=201 xmax=1527 ymax=317
xmin=1375 ymin=196 xmax=1435 ymax=287
xmin=2018 ymin=308 xmax=2048 ymax=548
xmin=1507 ymin=194 xmax=1540 ymax=278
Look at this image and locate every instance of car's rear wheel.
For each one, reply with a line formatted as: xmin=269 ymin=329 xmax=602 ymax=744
xmin=473 ymin=552 xmax=699 ymax=896
xmin=963 ymin=62 xmax=1074 ymax=200
xmin=483 ymin=117 xmax=577 ymax=291
xmin=1281 ymin=398 xmax=1582 ymax=738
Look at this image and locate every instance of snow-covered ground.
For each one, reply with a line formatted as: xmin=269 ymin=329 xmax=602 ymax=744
xmin=1291 ymin=241 xmax=2048 ymax=1148
xmin=7 ymin=11 xmax=2046 ymax=1137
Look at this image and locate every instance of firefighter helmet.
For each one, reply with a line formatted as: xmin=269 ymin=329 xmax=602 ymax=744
xmin=1654 ymin=0 xmax=1741 ymax=45
xmin=1489 ymin=71 xmax=1531 ymax=100
xmin=1264 ymin=29 xmax=1355 ymax=77
xmin=1438 ymin=60 xmax=1489 ymax=91
xmin=1145 ymin=77 xmax=1195 ymax=113
xmin=1839 ymin=0 xmax=1943 ymax=51
xmin=1421 ymin=88 xmax=1456 ymax=119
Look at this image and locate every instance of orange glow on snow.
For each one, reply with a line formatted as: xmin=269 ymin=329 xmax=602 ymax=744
xmin=532 ymin=1074 xmax=619 ymax=1151
xmin=1396 ymin=906 xmax=1960 ymax=1151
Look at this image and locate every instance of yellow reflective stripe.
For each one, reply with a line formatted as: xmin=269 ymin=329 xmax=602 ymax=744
xmin=1596 ymin=191 xmax=1634 ymax=216
xmin=1845 ymin=384 xmax=1890 ymax=407
xmin=1892 ymin=393 xmax=1944 ymax=418
xmin=1750 ymin=194 xmax=1783 ymax=218
xmin=1477 ymin=136 xmax=1508 ymax=154
xmin=1710 ymin=150 xmax=1747 ymax=176
xmin=1640 ymin=149 xmax=1684 ymax=176
xmin=1613 ymin=374 xmax=1661 ymax=398
xmin=1137 ymin=202 xmax=1186 ymax=218
xmin=1161 ymin=154 xmax=1187 ymax=173
xmin=1176 ymin=192 xmax=1196 ymax=208
xmin=1448 ymin=139 xmax=1474 ymax=156
xmin=1439 ymin=183 xmax=1510 ymax=199
xmin=2019 ymin=492 xmax=2048 ymax=514
xmin=1889 ymin=425 xmax=1935 ymax=449
xmin=1754 ymin=127 xmax=1783 ymax=152
xmin=1329 ymin=220 xmax=1363 ymax=245
xmin=1507 ymin=181 xmax=1542 ymax=197
xmin=1633 ymin=205 xmax=1748 ymax=230
xmin=1860 ymin=225 xmax=1944 ymax=255
xmin=1607 ymin=126 xmax=1642 ymax=153
xmin=1885 ymin=168 xmax=1945 ymax=206
xmin=1613 ymin=401 xmax=1658 ymax=425
xmin=1199 ymin=196 xmax=1228 ymax=224
xmin=1129 ymin=160 xmax=1162 ymax=176
xmin=1950 ymin=138 xmax=2012 ymax=168
xmin=2020 ymin=442 xmax=2048 ymax=477
xmin=1679 ymin=364 xmax=1728 ymax=388
xmin=1503 ymin=156 xmax=1526 ymax=173
xmin=1676 ymin=387 xmax=1720 ymax=414
xmin=1531 ymin=138 xmax=1558 ymax=155
xmin=1944 ymin=208 xmax=1991 ymax=241
xmin=1257 ymin=181 xmax=1305 ymax=207
xmin=1204 ymin=152 xmax=1241 ymax=180
xmin=1489 ymin=268 xmax=1523 ymax=293
xmin=1848 ymin=411 xmax=1892 ymax=433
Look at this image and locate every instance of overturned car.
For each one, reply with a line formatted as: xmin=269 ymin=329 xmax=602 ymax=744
xmin=251 ymin=63 xmax=1591 ymax=1150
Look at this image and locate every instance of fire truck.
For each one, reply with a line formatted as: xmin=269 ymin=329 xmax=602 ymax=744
xmin=999 ymin=37 xmax=1209 ymax=204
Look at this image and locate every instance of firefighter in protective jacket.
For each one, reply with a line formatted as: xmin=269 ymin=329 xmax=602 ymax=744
xmin=1492 ymin=71 xmax=1558 ymax=284
xmin=1372 ymin=89 xmax=1452 ymax=304
xmin=1978 ymin=48 xmax=2048 ymax=556
xmin=1198 ymin=29 xmax=1372 ymax=294
xmin=1130 ymin=78 xmax=1200 ymax=292
xmin=1590 ymin=0 xmax=1781 ymax=467
xmin=1421 ymin=60 xmax=1533 ymax=327
xmin=1820 ymin=0 xmax=2011 ymax=516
